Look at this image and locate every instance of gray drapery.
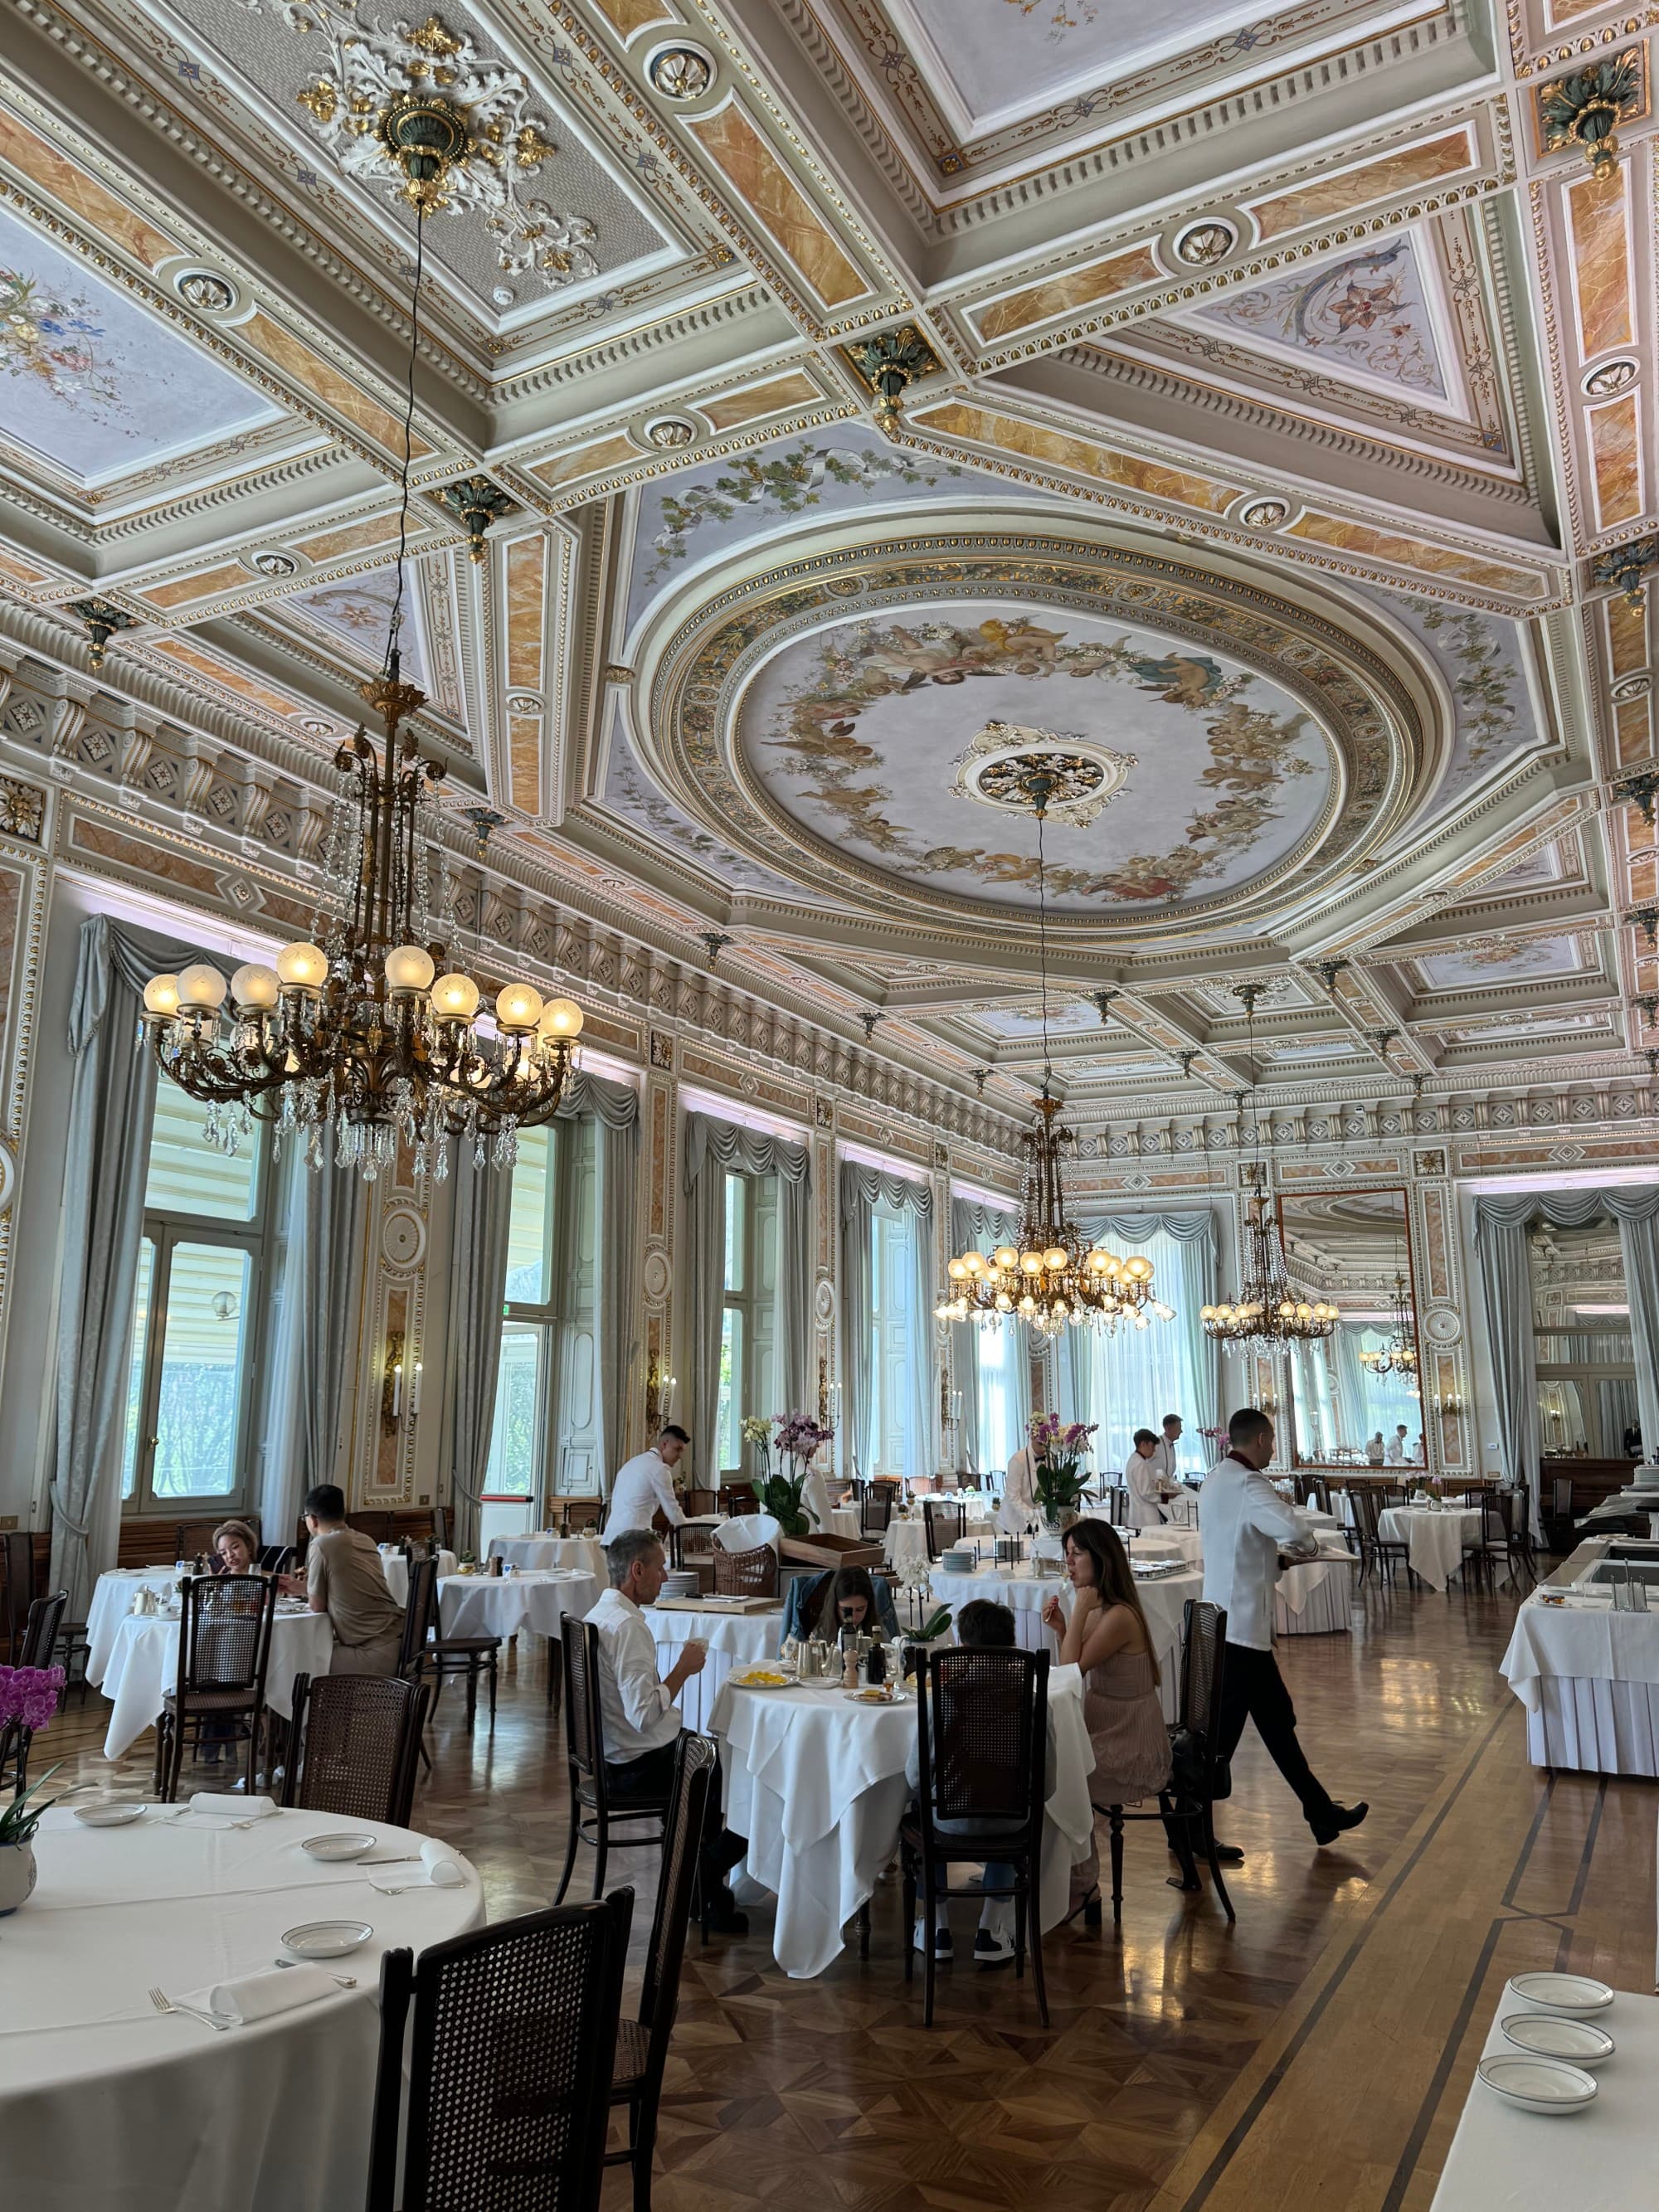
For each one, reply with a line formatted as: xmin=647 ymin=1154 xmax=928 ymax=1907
xmin=1476 ymin=1187 xmax=1659 ymax=1536
xmin=683 ymin=1111 xmax=811 ymax=1486
xmin=1077 ymin=1208 xmax=1221 ymax=1441
xmin=839 ymin=1160 xmax=934 ymax=1483
xmin=561 ymin=1072 xmax=640 ymax=1494
xmin=51 ymin=916 xmax=207 ymax=1616
xmin=949 ymin=1195 xmax=1022 ymax=1473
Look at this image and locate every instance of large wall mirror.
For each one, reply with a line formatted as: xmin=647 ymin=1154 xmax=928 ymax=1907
xmin=1281 ymin=1188 xmax=1425 ymax=1468
xmin=1527 ymin=1216 xmax=1640 ymax=1460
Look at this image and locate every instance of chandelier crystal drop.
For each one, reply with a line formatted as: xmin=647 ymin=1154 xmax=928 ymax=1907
xmin=935 ymin=760 xmax=1171 ymax=1342
xmin=1360 ymin=1271 xmax=1420 ymax=1385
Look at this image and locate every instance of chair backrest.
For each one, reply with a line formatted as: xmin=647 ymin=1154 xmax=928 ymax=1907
xmin=923 ymin=1500 xmax=965 ymax=1558
xmin=367 ymin=1893 xmax=633 ymax=2212
xmin=1102 ymin=1484 xmax=1129 ymax=1527
xmin=19 ymin=1589 xmax=66 ymax=1671
xmin=346 ymin=1510 xmax=397 ymax=1547
xmin=175 ymin=1519 xmax=228 ymax=1564
xmin=859 ymin=1485 xmax=895 ymax=1537
xmin=916 ymin=1646 xmax=1049 ymax=1832
xmin=1551 ymin=1475 xmax=1574 ymax=1519
xmin=2 ymin=1529 xmax=37 ymax=1615
xmin=717 ymin=1483 xmax=757 ymax=1518
xmin=712 ymin=1543 xmax=778 ymax=1598
xmin=1310 ymin=1475 xmax=1332 ymax=1516
xmin=398 ymin=1555 xmax=440 ymax=1672
xmin=284 ymin=1670 xmax=431 ymax=1827
xmin=561 ymin=1615 xmax=602 ymax=1786
xmin=176 ymin=1573 xmax=276 ymax=1697
xmin=669 ymin=1523 xmax=716 ymax=1568
xmin=637 ymin=1736 xmax=716 ymax=2073
xmin=1351 ymin=1485 xmax=1384 ymax=1539
xmin=431 ymin=1503 xmax=449 ymax=1552
xmin=256 ymin=1544 xmax=294 ymax=1574
xmin=1177 ymin=1597 xmax=1228 ymax=1751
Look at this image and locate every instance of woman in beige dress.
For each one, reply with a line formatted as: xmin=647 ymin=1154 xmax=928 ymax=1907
xmin=1041 ymin=1516 xmax=1172 ymax=1923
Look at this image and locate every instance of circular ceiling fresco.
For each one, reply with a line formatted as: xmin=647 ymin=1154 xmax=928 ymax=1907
xmin=736 ymin=598 xmax=1333 ymax=912
xmin=636 ymin=530 xmax=1423 ymax=937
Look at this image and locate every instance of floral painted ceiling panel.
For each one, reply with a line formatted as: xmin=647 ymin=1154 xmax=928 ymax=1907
xmin=1413 ymin=934 xmax=1595 ymax=991
xmin=0 ymin=204 xmax=280 ymax=485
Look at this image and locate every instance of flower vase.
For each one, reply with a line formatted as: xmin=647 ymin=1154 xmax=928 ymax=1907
xmin=0 ymin=1839 xmax=36 ymax=1915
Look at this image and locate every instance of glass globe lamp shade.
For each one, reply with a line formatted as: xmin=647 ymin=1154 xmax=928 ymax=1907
xmin=993 ymin=1245 xmax=1019 ymax=1271
xmin=385 ymin=945 xmax=435 ymax=994
xmin=495 ymin=982 xmax=544 ymax=1033
xmin=177 ymin=962 xmax=227 ymax=1012
xmin=1043 ymin=1246 xmax=1067 ymax=1271
xmin=275 ymin=942 xmax=328 ymax=989
xmin=539 ymin=997 xmax=584 ymax=1040
xmin=143 ymin=975 xmax=181 ymax=1018
xmin=431 ymin=974 xmax=481 ymax=1022
xmin=230 ymin=963 xmax=280 ymax=1011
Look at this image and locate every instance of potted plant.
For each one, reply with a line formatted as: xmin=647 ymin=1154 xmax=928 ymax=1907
xmin=741 ymin=1415 xmax=773 ymax=1486
xmin=0 ymin=1660 xmax=68 ymax=1914
xmin=761 ymin=1411 xmax=834 ymax=1537
xmin=1028 ymin=1412 xmax=1097 ymax=1537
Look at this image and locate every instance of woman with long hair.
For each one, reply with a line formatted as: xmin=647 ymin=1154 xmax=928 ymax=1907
xmin=1041 ymin=1516 xmax=1171 ymax=1918
xmin=811 ymin=1565 xmax=880 ymax=1639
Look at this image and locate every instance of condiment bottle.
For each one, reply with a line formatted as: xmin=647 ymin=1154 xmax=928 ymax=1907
xmin=841 ymin=1634 xmax=859 ymax=1690
xmin=865 ymin=1633 xmax=886 ymax=1688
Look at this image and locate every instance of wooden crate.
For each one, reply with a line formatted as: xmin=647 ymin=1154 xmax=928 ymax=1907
xmin=780 ymin=1532 xmax=884 ymax=1570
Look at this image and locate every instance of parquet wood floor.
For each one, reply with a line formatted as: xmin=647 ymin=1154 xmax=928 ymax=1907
xmin=49 ymin=1577 xmax=1657 ymax=2210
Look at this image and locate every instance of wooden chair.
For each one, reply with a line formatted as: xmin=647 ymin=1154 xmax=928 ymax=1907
xmin=345 ymin=1510 xmax=400 ymax=1547
xmin=902 ymin=1646 xmax=1051 ymax=2028
xmin=256 ymin=1544 xmax=294 ymax=1575
xmin=669 ymin=1522 xmax=717 ymax=1574
xmin=604 ymin=1736 xmax=717 ymax=2212
xmin=282 ymin=1670 xmax=430 ymax=1829
xmin=711 ymin=1543 xmax=778 ymax=1599
xmin=366 ymin=1894 xmax=632 ymax=2212
xmin=1350 ymin=1485 xmax=1411 ymax=1588
xmin=2 ymin=1529 xmax=90 ymax=1691
xmin=1464 ymin=1490 xmax=1534 ymax=1594
xmin=857 ymin=1482 xmax=896 ymax=1539
xmin=153 ymin=1573 xmax=277 ymax=1801
xmin=552 ymin=1616 xmax=674 ymax=1906
xmin=174 ymin=1513 xmax=261 ymax=1563
xmin=0 ymin=1589 xmax=66 ymax=1791
xmin=717 ymin=1483 xmax=758 ymax=1519
xmin=398 ymin=1555 xmax=500 ymax=1735
xmin=1102 ymin=1485 xmax=1131 ymax=1528
xmin=922 ymin=1500 xmax=966 ymax=1559
xmin=1130 ymin=1597 xmax=1236 ymax=1923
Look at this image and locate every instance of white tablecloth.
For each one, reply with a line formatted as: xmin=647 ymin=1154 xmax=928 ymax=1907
xmin=883 ymin=1515 xmax=997 ymax=1571
xmin=3 ymin=1804 xmax=482 ymax=2212
xmin=86 ymin=1569 xmax=190 ymax=1684
xmin=438 ymin=1568 xmax=599 ymax=1641
xmin=1501 ymin=1590 xmax=1659 ymax=1774
xmin=828 ymin=1507 xmax=861 ymax=1540
xmin=711 ymin=1664 xmax=1096 ymax=1978
xmin=1379 ymin=1505 xmax=1481 ymax=1591
xmin=1274 ymin=1551 xmax=1355 ymax=1635
xmin=640 ymin=1604 xmax=787 ymax=1733
xmin=486 ymin=1534 xmax=606 ymax=1579
xmin=378 ymin=1549 xmax=458 ymax=1607
xmin=1431 ymin=1987 xmax=1659 ymax=2210
xmin=99 ymin=1607 xmax=335 ymax=1760
xmin=927 ymin=1562 xmax=1200 ymax=1721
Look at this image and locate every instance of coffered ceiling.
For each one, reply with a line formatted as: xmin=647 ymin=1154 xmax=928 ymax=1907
xmin=0 ymin=0 xmax=1655 ymax=1135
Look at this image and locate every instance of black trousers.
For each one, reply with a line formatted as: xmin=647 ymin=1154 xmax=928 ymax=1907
xmin=1215 ymin=1642 xmax=1336 ymax=1828
xmin=606 ymin=1736 xmax=743 ymax=1864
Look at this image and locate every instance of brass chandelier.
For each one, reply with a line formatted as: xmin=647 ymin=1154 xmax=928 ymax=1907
xmin=142 ymin=138 xmax=584 ymax=1183
xmin=936 ymin=761 xmax=1171 ymax=1343
xmin=1360 ymin=1272 xmax=1420 ymax=1386
xmin=1201 ymin=984 xmax=1339 ymax=1351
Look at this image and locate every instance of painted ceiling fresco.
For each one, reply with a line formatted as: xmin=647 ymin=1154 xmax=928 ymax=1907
xmin=1413 ymin=933 xmax=1593 ymax=992
xmin=735 ymin=598 xmax=1332 ymax=914
xmin=277 ymin=568 xmax=429 ymax=691
xmin=0 ymin=204 xmax=278 ymax=484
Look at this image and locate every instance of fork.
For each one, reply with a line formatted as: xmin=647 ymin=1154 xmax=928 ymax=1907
xmin=148 ymin=1986 xmax=228 ymax=2032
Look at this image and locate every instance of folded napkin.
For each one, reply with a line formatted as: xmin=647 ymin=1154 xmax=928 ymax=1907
xmin=368 ymin=1838 xmax=465 ymax=1893
xmin=186 ymin=1791 xmax=277 ymax=1821
xmin=182 ymin=1966 xmax=338 ymax=2025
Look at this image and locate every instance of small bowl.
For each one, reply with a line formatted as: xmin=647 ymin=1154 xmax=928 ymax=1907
xmin=1506 ymin=1971 xmax=1614 ymax=2016
xmin=299 ymin=1833 xmax=378 ymax=1863
xmin=1477 ymin=2054 xmax=1598 ymax=2115
xmin=1500 ymin=2012 xmax=1615 ymax=2065
xmin=74 ymin=1801 xmax=148 ymax=1827
xmin=281 ymin=1918 xmax=374 ymax=1959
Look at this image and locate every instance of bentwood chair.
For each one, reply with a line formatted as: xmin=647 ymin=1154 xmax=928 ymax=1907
xmin=1092 ymin=1597 xmax=1235 ymax=1927
xmin=902 ymin=1646 xmax=1051 ymax=2028
xmin=174 ymin=1514 xmax=262 ymax=1563
xmin=256 ymin=1544 xmax=294 ymax=1575
xmin=398 ymin=1555 xmax=500 ymax=1735
xmin=1350 ymin=1485 xmax=1412 ymax=1588
xmin=367 ymin=1894 xmax=632 ymax=2212
xmin=553 ymin=1616 xmax=674 ymax=1906
xmin=922 ymin=1500 xmax=966 ymax=1559
xmin=2 ymin=1529 xmax=90 ymax=1692
xmin=154 ymin=1573 xmax=277 ymax=1801
xmin=604 ymin=1736 xmax=716 ymax=2212
xmin=282 ymin=1670 xmax=430 ymax=1828
xmin=0 ymin=1589 xmax=66 ymax=1791
xmin=1463 ymin=1490 xmax=1535 ymax=1595
xmin=857 ymin=1482 xmax=897 ymax=1539
xmin=669 ymin=1521 xmax=718 ymax=1576
xmin=1103 ymin=1485 xmax=1131 ymax=1529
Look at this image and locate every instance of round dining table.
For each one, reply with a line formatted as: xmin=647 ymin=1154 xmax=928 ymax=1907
xmin=3 ymin=1801 xmax=482 ymax=2212
xmin=96 ymin=1601 xmax=334 ymax=1761
xmin=1378 ymin=1504 xmax=1482 ymax=1592
xmin=641 ymin=1602 xmax=786 ymax=1732
xmin=86 ymin=1567 xmax=192 ymax=1684
xmin=437 ymin=1567 xmax=599 ymax=1642
xmin=377 ymin=1547 xmax=458 ymax=1605
xmin=882 ymin=1513 xmax=996 ymax=1571
xmin=485 ymin=1534 xmax=606 ymax=1579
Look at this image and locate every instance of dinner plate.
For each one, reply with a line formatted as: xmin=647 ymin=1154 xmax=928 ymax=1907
xmin=842 ymin=1687 xmax=903 ymax=1704
xmin=727 ymin=1670 xmax=800 ymax=1691
xmin=300 ymin=1832 xmax=379 ymax=1862
xmin=1476 ymin=2055 xmax=1598 ymax=2114
xmin=281 ymin=1918 xmax=375 ymax=1959
xmin=74 ymin=1801 xmax=148 ymax=1826
xmin=1500 ymin=2013 xmax=1615 ymax=2064
xmin=1506 ymin=1972 xmax=1615 ymax=2015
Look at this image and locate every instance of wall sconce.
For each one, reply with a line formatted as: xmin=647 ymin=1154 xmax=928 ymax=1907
xmin=1439 ymin=1389 xmax=1465 ymax=1418
xmin=645 ymin=1354 xmax=677 ymax=1434
xmin=381 ymin=1330 xmax=405 ymax=1437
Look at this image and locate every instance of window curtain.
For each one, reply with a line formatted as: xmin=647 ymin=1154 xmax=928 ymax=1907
xmin=949 ymin=1195 xmax=1025 ymax=1474
xmin=1058 ymin=1210 xmax=1219 ymax=1474
xmin=683 ymin=1111 xmax=810 ymax=1488
xmin=1332 ymin=1323 xmax=1373 ymax=1452
xmin=51 ymin=916 xmax=208 ymax=1618
xmin=561 ymin=1072 xmax=639 ymax=1495
xmin=839 ymin=1159 xmax=933 ymax=1482
xmin=1477 ymin=1187 xmax=1659 ymax=1538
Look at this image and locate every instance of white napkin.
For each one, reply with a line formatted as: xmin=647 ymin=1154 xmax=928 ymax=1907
xmin=182 ymin=1966 xmax=337 ymax=2024
xmin=368 ymin=1838 xmax=465 ymax=1893
xmin=185 ymin=1791 xmax=277 ymax=1821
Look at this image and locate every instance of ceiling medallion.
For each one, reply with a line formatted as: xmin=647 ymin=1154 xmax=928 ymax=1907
xmin=66 ymin=598 xmax=135 ymax=670
xmin=1538 ymin=51 xmax=1641 ymax=182
xmin=1239 ymin=498 xmax=1292 ymax=530
xmin=173 ymin=269 xmax=237 ymax=314
xmin=952 ymin=723 xmax=1136 ymax=829
xmin=1583 ymin=356 xmax=1639 ymax=399
xmin=1172 ymin=218 xmax=1238 ymax=268
xmin=430 ymin=474 xmax=521 ymax=563
xmin=644 ymin=417 xmax=697 ymax=450
xmin=294 ymin=10 xmax=601 ymax=282
xmin=645 ymin=45 xmax=715 ymax=102
xmin=840 ymin=324 xmax=942 ymax=421
xmin=250 ymin=550 xmax=299 ymax=579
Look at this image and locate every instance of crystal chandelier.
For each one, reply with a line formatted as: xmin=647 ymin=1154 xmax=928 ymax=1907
xmin=935 ymin=760 xmax=1171 ymax=1343
xmin=1201 ymin=984 xmax=1339 ymax=1351
xmin=1360 ymin=1272 xmax=1419 ymax=1384
xmin=141 ymin=178 xmax=583 ymax=1182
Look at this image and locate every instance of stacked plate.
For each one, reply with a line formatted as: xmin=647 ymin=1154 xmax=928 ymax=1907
xmin=940 ymin=1548 xmax=977 ymax=1574
xmin=1477 ymin=1973 xmax=1616 ymax=2117
xmin=659 ymin=1568 xmax=699 ymax=1598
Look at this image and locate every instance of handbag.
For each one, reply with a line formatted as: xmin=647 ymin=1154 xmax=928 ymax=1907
xmin=1167 ymin=1723 xmax=1230 ymax=1804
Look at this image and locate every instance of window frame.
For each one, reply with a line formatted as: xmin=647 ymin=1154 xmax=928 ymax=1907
xmin=489 ymin=1117 xmax=603 ymax=1506
xmin=121 ymin=1113 xmax=270 ymax=1523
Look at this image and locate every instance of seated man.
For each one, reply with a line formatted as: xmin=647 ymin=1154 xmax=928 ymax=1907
xmin=586 ymin=1527 xmax=747 ymax=1934
xmin=907 ymin=1597 xmax=1059 ymax=1968
xmin=282 ymin=1484 xmax=405 ymax=1676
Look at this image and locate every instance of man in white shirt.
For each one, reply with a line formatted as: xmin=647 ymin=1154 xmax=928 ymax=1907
xmin=601 ymin=1425 xmax=689 ymax=1544
xmin=1153 ymin=1415 xmax=1185 ymax=1490
xmin=1197 ymin=1407 xmax=1368 ymax=1856
xmin=1124 ymin=1430 xmax=1174 ymax=1527
xmin=998 ymin=1443 xmax=1036 ymax=1535
xmin=585 ymin=1527 xmax=747 ymax=1932
xmin=1385 ymin=1424 xmax=1408 ymax=1466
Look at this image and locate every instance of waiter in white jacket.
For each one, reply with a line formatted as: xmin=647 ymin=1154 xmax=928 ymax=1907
xmin=998 ymin=1443 xmax=1036 ymax=1535
xmin=1124 ymin=1431 xmax=1174 ymax=1527
xmin=1152 ymin=1414 xmax=1185 ymax=1490
xmin=1196 ymin=1407 xmax=1368 ymax=1860
xmin=601 ymin=1425 xmax=690 ymax=1544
